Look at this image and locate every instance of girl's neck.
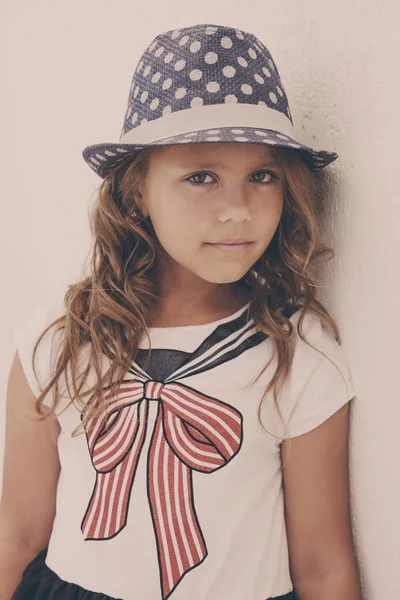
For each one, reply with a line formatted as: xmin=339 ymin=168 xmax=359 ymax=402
xmin=150 ymin=282 xmax=252 ymax=328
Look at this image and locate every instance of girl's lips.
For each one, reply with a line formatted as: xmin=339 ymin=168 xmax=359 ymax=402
xmin=207 ymin=242 xmax=254 ymax=252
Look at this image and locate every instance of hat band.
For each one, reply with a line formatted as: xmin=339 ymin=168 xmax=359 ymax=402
xmin=119 ymin=103 xmax=295 ymax=145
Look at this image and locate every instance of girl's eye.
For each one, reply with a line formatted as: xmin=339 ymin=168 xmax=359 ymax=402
xmin=186 ymin=170 xmax=277 ymax=188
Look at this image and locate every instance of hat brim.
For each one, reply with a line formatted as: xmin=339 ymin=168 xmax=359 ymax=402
xmin=82 ymin=127 xmax=338 ymax=179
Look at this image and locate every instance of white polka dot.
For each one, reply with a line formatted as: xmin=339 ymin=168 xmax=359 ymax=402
xmin=191 ymin=97 xmax=203 ymax=107
xmin=127 ymin=106 xmax=132 ymax=118
xmin=189 ymin=69 xmax=202 ymax=81
xmin=176 ymin=138 xmax=189 ymax=143
xmin=207 ymin=81 xmax=220 ymax=93
xmin=171 ymin=30 xmax=181 ymax=40
xmin=141 ymin=91 xmax=148 ymax=103
xmin=255 ymin=130 xmax=268 ymax=137
xmin=162 ymin=78 xmax=172 ymax=90
xmin=131 ymin=112 xmax=138 ymax=124
xmin=205 ymin=26 xmax=218 ymax=35
xmin=140 ymin=118 xmax=148 ymax=125
xmin=276 ymin=86 xmax=283 ymax=97
xmin=133 ymin=86 xmax=139 ymax=98
xmin=184 ymin=132 xmax=197 ymax=137
xmin=190 ymin=41 xmax=201 ymax=53
xmin=206 ymin=129 xmax=220 ymax=134
xmin=221 ymin=36 xmax=233 ymax=49
xmin=205 ymin=52 xmax=218 ymax=64
xmin=234 ymin=137 xmax=249 ymax=142
xmin=231 ymin=129 xmax=245 ymax=134
xmin=175 ymin=87 xmax=187 ymax=99
xmin=162 ymin=105 xmax=172 ymax=116
xmin=238 ymin=56 xmax=248 ymax=67
xmin=258 ymin=100 xmax=267 ymax=106
xmin=206 ymin=136 xmax=221 ymax=141
xmin=248 ymin=48 xmax=257 ymax=59
xmin=104 ymin=150 xmax=117 ymax=156
xmin=137 ymin=60 xmax=144 ymax=72
xmin=143 ymin=65 xmax=151 ymax=77
xmin=235 ymin=29 xmax=244 ymax=40
xmin=179 ymin=35 xmax=189 ymax=46
xmin=90 ymin=157 xmax=100 ymax=165
xmin=268 ymin=58 xmax=275 ymax=70
xmin=269 ymin=92 xmax=278 ymax=103
xmin=225 ymin=94 xmax=238 ymax=103
xmin=95 ymin=154 xmax=107 ymax=161
xmin=150 ymin=98 xmax=160 ymax=110
xmin=164 ymin=52 xmax=174 ymax=63
xmin=262 ymin=67 xmax=271 ymax=77
xmin=276 ymin=134 xmax=289 ymax=140
xmin=223 ymin=65 xmax=236 ymax=77
xmin=151 ymin=71 xmax=161 ymax=83
xmin=287 ymin=143 xmax=301 ymax=148
xmin=174 ymin=59 xmax=186 ymax=71
xmin=265 ymin=140 xmax=277 ymax=145
xmin=254 ymin=73 xmax=264 ymax=84
xmin=155 ymin=46 xmax=164 ymax=57
xmin=241 ymin=84 xmax=253 ymax=95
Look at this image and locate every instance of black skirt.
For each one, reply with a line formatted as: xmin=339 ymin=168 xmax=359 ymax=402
xmin=11 ymin=549 xmax=297 ymax=600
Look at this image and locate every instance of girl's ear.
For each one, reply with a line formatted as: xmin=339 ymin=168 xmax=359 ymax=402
xmin=133 ymin=189 xmax=149 ymax=218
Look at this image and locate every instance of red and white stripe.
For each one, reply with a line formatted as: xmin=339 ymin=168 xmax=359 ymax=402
xmin=81 ymin=378 xmax=243 ymax=599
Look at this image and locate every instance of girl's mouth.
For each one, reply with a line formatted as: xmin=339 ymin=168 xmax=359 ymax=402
xmin=206 ymin=242 xmax=254 ymax=252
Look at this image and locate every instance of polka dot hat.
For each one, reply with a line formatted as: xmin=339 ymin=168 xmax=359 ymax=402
xmin=82 ymin=23 xmax=338 ymax=178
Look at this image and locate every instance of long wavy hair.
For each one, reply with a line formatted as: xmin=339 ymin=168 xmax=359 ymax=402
xmin=29 ymin=143 xmax=348 ymax=466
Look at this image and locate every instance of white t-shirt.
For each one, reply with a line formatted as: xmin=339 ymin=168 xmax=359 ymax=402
xmin=12 ymin=290 xmax=356 ymax=600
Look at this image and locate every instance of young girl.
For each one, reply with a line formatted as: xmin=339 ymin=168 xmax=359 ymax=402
xmin=1 ymin=22 xmax=361 ymax=600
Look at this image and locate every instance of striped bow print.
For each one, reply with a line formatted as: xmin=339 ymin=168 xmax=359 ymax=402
xmin=81 ymin=377 xmax=243 ymax=600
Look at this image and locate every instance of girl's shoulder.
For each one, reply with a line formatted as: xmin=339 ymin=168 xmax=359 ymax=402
xmin=287 ymin=306 xmax=354 ymax=390
xmin=12 ymin=287 xmax=68 ymax=403
xmin=266 ymin=306 xmax=357 ymax=440
xmin=289 ymin=306 xmax=342 ymax=357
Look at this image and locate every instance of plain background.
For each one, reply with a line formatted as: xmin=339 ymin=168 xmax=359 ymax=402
xmin=1 ymin=1 xmax=400 ymax=598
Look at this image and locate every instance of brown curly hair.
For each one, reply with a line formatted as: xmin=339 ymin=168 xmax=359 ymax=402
xmin=28 ymin=144 xmax=348 ymax=466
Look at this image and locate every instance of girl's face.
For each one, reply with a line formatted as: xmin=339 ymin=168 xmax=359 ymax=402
xmin=137 ymin=142 xmax=285 ymax=292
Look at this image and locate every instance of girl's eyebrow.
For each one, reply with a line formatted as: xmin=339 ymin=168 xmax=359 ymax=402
xmin=177 ymin=159 xmax=282 ymax=170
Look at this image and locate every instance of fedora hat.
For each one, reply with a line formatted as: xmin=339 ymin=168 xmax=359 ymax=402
xmin=82 ymin=23 xmax=338 ymax=178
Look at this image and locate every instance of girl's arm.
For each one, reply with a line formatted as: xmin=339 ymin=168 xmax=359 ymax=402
xmin=281 ymin=404 xmax=362 ymax=600
xmin=0 ymin=352 xmax=61 ymax=600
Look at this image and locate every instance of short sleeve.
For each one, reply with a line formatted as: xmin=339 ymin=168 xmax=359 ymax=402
xmin=12 ymin=292 xmax=67 ymax=407
xmin=278 ymin=309 xmax=356 ymax=439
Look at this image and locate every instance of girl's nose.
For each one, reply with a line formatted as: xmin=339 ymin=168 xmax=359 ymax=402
xmin=218 ymin=188 xmax=252 ymax=222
